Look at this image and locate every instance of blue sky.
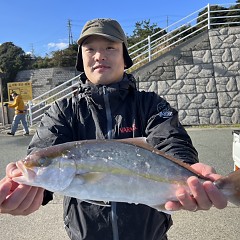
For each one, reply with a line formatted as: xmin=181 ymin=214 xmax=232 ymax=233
xmin=0 ymin=1 xmax=235 ymax=56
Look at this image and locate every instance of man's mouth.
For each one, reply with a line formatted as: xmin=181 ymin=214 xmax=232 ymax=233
xmin=93 ymin=65 xmax=110 ymax=70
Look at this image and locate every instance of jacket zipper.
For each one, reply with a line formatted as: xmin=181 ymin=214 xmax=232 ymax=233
xmin=103 ymin=85 xmax=119 ymax=240
xmin=103 ymin=86 xmax=113 ymax=139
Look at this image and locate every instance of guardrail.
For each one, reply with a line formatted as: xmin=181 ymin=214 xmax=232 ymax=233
xmin=27 ymin=3 xmax=240 ymax=126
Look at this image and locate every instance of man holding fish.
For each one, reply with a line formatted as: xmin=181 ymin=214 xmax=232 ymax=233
xmin=0 ymin=18 xmax=229 ymax=240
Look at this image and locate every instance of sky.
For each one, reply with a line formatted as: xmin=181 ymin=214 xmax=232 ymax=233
xmin=0 ymin=0 xmax=235 ymax=56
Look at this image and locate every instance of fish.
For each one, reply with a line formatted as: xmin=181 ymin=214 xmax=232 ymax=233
xmin=13 ymin=137 xmax=240 ymax=211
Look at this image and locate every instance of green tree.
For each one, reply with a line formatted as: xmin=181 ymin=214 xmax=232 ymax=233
xmin=167 ymin=24 xmax=198 ymax=45
xmin=227 ymin=2 xmax=240 ymax=27
xmin=127 ymin=20 xmax=166 ymax=63
xmin=30 ymin=43 xmax=78 ymax=69
xmin=31 ymin=55 xmax=54 ymax=69
xmin=197 ymin=3 xmax=240 ymax=29
xmin=0 ymin=42 xmax=29 ymax=99
xmin=49 ymin=43 xmax=78 ymax=67
xmin=127 ymin=19 xmax=165 ymax=46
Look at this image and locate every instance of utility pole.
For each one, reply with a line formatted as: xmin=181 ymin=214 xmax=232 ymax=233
xmin=166 ymin=16 xmax=169 ymax=32
xmin=68 ymin=19 xmax=73 ymax=46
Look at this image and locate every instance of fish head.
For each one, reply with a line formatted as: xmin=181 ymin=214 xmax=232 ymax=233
xmin=13 ymin=152 xmax=76 ymax=192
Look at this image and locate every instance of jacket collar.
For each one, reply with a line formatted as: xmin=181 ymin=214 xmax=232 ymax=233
xmin=78 ymin=72 xmax=137 ymax=95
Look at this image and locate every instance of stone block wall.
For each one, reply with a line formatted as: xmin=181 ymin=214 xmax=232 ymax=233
xmin=133 ymin=27 xmax=240 ymax=125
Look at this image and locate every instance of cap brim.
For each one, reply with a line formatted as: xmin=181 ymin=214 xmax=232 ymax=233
xmin=77 ymin=33 xmax=123 ymax=46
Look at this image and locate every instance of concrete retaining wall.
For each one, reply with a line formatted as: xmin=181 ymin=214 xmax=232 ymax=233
xmin=133 ymin=27 xmax=240 ymax=125
xmin=16 ymin=67 xmax=77 ymax=98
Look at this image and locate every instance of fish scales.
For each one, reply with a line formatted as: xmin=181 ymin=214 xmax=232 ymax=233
xmin=71 ymin=141 xmax=195 ymax=183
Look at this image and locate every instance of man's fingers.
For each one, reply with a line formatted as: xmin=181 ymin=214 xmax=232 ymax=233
xmin=1 ymin=185 xmax=32 ymax=211
xmin=17 ymin=187 xmax=44 ymax=214
xmin=22 ymin=188 xmax=44 ymax=215
xmin=0 ymin=185 xmax=44 ymax=216
xmin=165 ymin=201 xmax=182 ymax=211
xmin=165 ymin=187 xmax=197 ymax=212
xmin=187 ymin=176 xmax=212 ymax=210
xmin=176 ymin=188 xmax=198 ymax=211
xmin=0 ymin=180 xmax=12 ymax=205
xmin=6 ymin=163 xmax=22 ymax=178
xmin=203 ymin=181 xmax=228 ymax=209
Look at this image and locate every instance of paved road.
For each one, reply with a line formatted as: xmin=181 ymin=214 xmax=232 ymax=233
xmin=0 ymin=127 xmax=239 ymax=240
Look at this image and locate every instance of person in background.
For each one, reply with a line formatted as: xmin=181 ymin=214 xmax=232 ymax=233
xmin=0 ymin=18 xmax=227 ymax=240
xmin=4 ymin=91 xmax=29 ymax=136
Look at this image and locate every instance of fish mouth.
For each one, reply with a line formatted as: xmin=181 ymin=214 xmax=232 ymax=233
xmin=13 ymin=160 xmax=37 ymax=184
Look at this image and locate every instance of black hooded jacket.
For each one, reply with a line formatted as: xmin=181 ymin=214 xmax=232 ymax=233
xmin=28 ymin=73 xmax=198 ymax=240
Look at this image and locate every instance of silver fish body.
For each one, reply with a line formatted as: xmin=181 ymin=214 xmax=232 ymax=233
xmin=13 ymin=138 xmax=240 ymax=210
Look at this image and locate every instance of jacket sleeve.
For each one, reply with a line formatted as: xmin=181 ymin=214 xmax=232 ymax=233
xmin=139 ymin=92 xmax=198 ymax=164
xmin=8 ymin=98 xmax=18 ymax=108
xmin=27 ymin=98 xmax=75 ymax=205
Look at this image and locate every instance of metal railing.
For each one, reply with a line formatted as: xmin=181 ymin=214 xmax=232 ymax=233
xmin=28 ymin=75 xmax=80 ymax=125
xmin=127 ymin=2 xmax=240 ymax=70
xmin=27 ymin=3 xmax=240 ymax=126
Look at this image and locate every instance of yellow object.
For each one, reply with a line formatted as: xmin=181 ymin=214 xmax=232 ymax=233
xmin=8 ymin=94 xmax=26 ymax=115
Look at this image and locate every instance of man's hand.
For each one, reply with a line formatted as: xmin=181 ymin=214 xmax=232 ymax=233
xmin=0 ymin=163 xmax=44 ymax=216
xmin=165 ymin=163 xmax=228 ymax=212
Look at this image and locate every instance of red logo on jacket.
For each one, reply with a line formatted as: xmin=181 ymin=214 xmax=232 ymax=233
xmin=119 ymin=124 xmax=137 ymax=133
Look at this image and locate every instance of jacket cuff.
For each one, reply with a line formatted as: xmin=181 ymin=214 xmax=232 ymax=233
xmin=42 ymin=190 xmax=53 ymax=206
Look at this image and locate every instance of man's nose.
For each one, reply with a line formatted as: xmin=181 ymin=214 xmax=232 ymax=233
xmin=95 ymin=50 xmax=106 ymax=60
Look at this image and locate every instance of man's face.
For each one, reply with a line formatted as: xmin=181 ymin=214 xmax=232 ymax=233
xmin=81 ymin=35 xmax=125 ymax=85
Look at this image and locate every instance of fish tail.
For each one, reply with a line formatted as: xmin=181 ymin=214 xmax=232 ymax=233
xmin=214 ymin=169 xmax=240 ymax=206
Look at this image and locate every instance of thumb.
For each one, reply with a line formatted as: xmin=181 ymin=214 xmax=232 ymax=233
xmin=6 ymin=163 xmax=22 ymax=178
